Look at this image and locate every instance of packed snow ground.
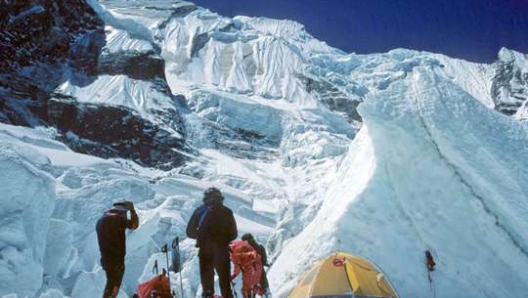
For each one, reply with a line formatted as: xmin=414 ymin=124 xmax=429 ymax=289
xmin=1 ymin=0 xmax=528 ymax=298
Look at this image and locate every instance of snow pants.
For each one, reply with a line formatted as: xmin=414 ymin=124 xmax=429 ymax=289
xmin=260 ymin=269 xmax=269 ymax=291
xmin=238 ymin=264 xmax=263 ymax=298
xmin=103 ymin=262 xmax=125 ymax=298
xmin=199 ymin=246 xmax=233 ymax=298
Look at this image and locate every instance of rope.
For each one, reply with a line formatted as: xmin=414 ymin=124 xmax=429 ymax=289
xmin=427 ymin=270 xmax=437 ymax=298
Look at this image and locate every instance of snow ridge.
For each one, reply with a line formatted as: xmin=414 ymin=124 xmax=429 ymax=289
xmin=270 ymin=66 xmax=528 ymax=298
xmin=411 ymin=73 xmax=528 ymax=258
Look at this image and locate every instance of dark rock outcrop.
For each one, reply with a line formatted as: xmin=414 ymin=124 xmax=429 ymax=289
xmin=301 ymin=75 xmax=364 ymax=123
xmin=0 ymin=0 xmax=105 ymax=125
xmin=190 ymin=32 xmax=210 ymax=58
xmin=491 ymin=53 xmax=528 ymax=117
xmin=98 ymin=51 xmax=166 ymax=80
xmin=0 ymin=0 xmax=104 ymax=73
xmin=47 ymin=95 xmax=186 ymax=169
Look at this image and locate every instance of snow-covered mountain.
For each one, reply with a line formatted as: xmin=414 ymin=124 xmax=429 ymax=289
xmin=0 ymin=1 xmax=527 ymax=298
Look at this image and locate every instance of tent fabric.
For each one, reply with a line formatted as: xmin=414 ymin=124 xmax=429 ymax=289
xmin=288 ymin=252 xmax=399 ymax=298
xmin=137 ymin=274 xmax=172 ymax=298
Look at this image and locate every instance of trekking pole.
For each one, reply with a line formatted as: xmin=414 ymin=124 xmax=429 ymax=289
xmin=153 ymin=260 xmax=159 ymax=275
xmin=173 ymin=237 xmax=185 ymax=298
xmin=162 ymin=244 xmax=172 ymax=292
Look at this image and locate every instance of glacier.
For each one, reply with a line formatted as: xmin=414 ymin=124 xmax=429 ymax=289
xmin=0 ymin=123 xmax=274 ymax=298
xmin=0 ymin=142 xmax=56 ymax=297
xmin=0 ymin=0 xmax=527 ymax=298
xmin=269 ymin=67 xmax=528 ymax=298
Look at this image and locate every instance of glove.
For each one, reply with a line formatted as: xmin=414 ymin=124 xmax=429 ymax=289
xmin=126 ymin=201 xmax=135 ymax=211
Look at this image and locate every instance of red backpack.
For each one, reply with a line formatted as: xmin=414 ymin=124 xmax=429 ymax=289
xmin=137 ymin=274 xmax=172 ymax=298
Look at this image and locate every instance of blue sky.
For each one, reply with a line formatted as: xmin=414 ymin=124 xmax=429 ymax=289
xmin=192 ymin=0 xmax=528 ymax=63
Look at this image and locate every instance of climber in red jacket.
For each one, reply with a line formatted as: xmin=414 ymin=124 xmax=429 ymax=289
xmin=230 ymin=240 xmax=265 ymax=298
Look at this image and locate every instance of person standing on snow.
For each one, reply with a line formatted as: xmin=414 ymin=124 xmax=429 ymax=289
xmin=187 ymin=187 xmax=238 ymax=298
xmin=96 ymin=201 xmax=139 ymax=298
xmin=241 ymin=233 xmax=270 ymax=297
xmin=230 ymin=239 xmax=264 ymax=298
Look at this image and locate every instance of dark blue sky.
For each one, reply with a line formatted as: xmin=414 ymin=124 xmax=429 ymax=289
xmin=192 ymin=0 xmax=528 ymax=63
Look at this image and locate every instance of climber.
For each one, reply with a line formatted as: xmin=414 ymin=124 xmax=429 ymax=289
xmin=425 ymin=250 xmax=437 ymax=298
xmin=230 ymin=240 xmax=264 ymax=298
xmin=96 ymin=201 xmax=139 ymax=298
xmin=187 ymin=187 xmax=238 ymax=298
xmin=241 ymin=233 xmax=270 ymax=297
xmin=425 ymin=250 xmax=436 ymax=271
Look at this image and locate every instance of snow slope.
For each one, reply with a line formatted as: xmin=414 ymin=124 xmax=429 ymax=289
xmin=270 ymin=66 xmax=528 ymax=298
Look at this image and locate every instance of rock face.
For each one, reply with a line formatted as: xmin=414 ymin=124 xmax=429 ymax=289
xmin=301 ymin=74 xmax=365 ymax=123
xmin=0 ymin=0 xmax=188 ymax=168
xmin=47 ymin=95 xmax=186 ymax=169
xmin=0 ymin=0 xmax=103 ymax=72
xmin=98 ymin=51 xmax=165 ymax=80
xmin=491 ymin=49 xmax=528 ymax=120
xmin=0 ymin=0 xmax=105 ymax=124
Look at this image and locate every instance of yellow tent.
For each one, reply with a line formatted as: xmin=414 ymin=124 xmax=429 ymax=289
xmin=288 ymin=252 xmax=399 ymax=298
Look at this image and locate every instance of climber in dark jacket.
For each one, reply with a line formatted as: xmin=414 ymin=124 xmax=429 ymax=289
xmin=96 ymin=201 xmax=139 ymax=298
xmin=187 ymin=187 xmax=238 ymax=298
xmin=242 ymin=233 xmax=270 ymax=295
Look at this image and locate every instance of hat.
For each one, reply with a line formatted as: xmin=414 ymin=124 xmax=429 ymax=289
xmin=241 ymin=233 xmax=255 ymax=242
xmin=204 ymin=187 xmax=223 ymax=202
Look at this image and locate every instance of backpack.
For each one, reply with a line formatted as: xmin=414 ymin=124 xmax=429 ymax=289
xmin=136 ymin=274 xmax=172 ymax=298
xmin=196 ymin=206 xmax=210 ymax=247
xmin=230 ymin=240 xmax=260 ymax=267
